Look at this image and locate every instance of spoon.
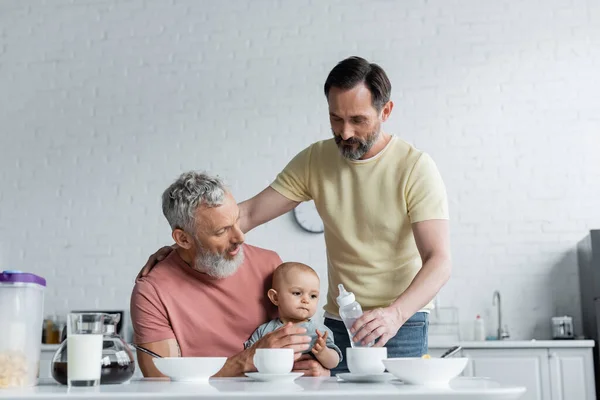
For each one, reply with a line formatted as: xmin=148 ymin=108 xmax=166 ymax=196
xmin=131 ymin=344 xmax=163 ymax=358
xmin=440 ymin=345 xmax=462 ymax=358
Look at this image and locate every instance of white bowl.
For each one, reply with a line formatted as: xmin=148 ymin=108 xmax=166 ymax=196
xmin=382 ymin=357 xmax=468 ymax=386
xmin=152 ymin=357 xmax=227 ymax=382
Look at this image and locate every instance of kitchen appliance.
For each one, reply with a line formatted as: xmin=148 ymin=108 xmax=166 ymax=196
xmin=551 ymin=316 xmax=574 ymax=339
xmin=51 ymin=313 xmax=135 ymax=385
xmin=0 ymin=270 xmax=46 ymax=388
xmin=577 ymin=229 xmax=600 ymax=396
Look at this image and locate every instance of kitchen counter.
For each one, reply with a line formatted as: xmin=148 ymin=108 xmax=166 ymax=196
xmin=0 ymin=377 xmax=525 ymax=400
xmin=428 ymin=339 xmax=595 ymax=349
xmin=40 ymin=340 xmax=593 ymax=353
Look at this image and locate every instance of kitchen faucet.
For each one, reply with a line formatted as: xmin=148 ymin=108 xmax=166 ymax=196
xmin=492 ymin=290 xmax=510 ymax=340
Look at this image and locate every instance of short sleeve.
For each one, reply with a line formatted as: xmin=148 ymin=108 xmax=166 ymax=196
xmin=405 ymin=152 xmax=449 ymax=223
xmin=270 ymin=145 xmax=313 ymax=202
xmin=130 ymin=280 xmax=176 ymax=344
xmin=323 ymin=325 xmax=343 ymax=362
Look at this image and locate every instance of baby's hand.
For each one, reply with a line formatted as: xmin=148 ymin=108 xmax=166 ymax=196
xmin=311 ymin=329 xmax=328 ymax=356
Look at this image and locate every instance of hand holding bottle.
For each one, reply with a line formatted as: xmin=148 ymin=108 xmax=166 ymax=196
xmin=337 ymin=284 xmax=375 ymax=347
xmin=350 ymin=306 xmax=404 ymax=347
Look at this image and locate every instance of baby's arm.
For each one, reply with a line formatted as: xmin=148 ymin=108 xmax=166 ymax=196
xmin=311 ymin=329 xmax=340 ymax=370
xmin=314 ymin=347 xmax=340 ymax=370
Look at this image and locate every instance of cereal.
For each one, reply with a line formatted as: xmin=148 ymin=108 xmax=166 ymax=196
xmin=0 ymin=351 xmax=29 ymax=388
xmin=421 ymin=354 xmax=431 ymax=359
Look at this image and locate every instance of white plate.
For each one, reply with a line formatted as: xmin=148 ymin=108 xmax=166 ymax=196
xmin=245 ymin=372 xmax=304 ymax=382
xmin=337 ymin=372 xmax=396 ymax=383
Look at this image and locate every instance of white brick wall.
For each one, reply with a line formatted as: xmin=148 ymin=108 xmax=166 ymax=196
xmin=1 ymin=0 xmax=599 ymax=341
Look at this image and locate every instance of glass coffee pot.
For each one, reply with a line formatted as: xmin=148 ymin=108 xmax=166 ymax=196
xmin=51 ymin=313 xmax=136 ymax=385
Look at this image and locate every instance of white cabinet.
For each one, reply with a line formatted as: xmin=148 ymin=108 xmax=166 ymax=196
xmin=548 ymin=348 xmax=595 ymax=400
xmin=463 ymin=349 xmax=551 ymax=400
xmin=461 ymin=347 xmax=595 ymax=400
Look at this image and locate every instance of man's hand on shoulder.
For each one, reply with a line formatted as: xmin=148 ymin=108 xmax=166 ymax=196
xmin=136 ymin=244 xmax=178 ymax=280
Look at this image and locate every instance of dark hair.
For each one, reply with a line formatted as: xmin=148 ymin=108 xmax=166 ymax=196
xmin=324 ymin=56 xmax=391 ymax=111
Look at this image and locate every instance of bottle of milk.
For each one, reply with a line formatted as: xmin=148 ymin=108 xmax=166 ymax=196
xmin=337 ymin=284 xmax=374 ymax=347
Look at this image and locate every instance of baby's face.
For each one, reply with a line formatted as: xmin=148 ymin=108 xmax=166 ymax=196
xmin=276 ymin=269 xmax=320 ymax=321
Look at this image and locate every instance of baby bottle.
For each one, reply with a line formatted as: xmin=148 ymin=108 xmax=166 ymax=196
xmin=337 ymin=284 xmax=374 ymax=347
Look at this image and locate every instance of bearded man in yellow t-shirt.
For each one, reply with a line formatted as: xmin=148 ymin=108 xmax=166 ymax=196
xmin=140 ymin=56 xmax=451 ymax=375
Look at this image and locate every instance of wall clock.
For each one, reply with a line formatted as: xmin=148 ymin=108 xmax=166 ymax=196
xmin=293 ymin=200 xmax=324 ymax=234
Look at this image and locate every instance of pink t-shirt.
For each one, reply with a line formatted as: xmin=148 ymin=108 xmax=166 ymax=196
xmin=130 ymin=244 xmax=281 ymax=357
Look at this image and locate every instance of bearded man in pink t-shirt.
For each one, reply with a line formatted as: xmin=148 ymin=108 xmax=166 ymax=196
xmin=130 ymin=171 xmax=327 ymax=377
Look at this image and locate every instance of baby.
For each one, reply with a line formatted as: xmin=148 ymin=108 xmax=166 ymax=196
xmin=244 ymin=262 xmax=341 ymax=370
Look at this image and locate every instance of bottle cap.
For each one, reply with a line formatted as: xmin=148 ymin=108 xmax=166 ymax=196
xmin=0 ymin=270 xmax=46 ymax=287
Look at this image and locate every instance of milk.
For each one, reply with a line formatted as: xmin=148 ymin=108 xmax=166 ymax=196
xmin=67 ymin=334 xmax=103 ymax=385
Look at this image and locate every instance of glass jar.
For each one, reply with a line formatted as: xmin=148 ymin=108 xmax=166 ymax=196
xmin=51 ymin=313 xmax=136 ymax=385
xmin=0 ymin=271 xmax=46 ymax=388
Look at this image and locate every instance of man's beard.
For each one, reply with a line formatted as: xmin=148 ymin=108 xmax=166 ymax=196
xmin=333 ymin=126 xmax=381 ymax=160
xmin=193 ymin=241 xmax=244 ymax=279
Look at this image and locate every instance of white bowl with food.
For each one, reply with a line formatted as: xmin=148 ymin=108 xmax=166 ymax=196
xmin=152 ymin=357 xmax=227 ymax=382
xmin=382 ymin=356 xmax=468 ymax=386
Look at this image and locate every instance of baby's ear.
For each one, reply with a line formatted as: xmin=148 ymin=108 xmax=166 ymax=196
xmin=267 ymin=289 xmax=279 ymax=306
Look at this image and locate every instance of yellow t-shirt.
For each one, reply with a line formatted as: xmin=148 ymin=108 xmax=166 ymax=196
xmin=270 ymin=136 xmax=449 ymax=317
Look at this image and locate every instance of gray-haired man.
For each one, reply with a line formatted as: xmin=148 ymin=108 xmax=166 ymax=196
xmin=131 ymin=171 xmax=328 ymax=377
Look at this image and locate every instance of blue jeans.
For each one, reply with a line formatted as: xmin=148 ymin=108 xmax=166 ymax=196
xmin=324 ymin=312 xmax=429 ymax=375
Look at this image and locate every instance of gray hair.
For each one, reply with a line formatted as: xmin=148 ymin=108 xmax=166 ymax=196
xmin=162 ymin=171 xmax=227 ymax=233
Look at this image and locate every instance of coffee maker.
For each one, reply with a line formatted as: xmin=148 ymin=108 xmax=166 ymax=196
xmin=551 ymin=316 xmax=574 ymax=339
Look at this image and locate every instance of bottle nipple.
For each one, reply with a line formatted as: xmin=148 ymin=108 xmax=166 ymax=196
xmin=336 ymin=284 xmax=355 ymax=307
xmin=338 ymin=284 xmax=349 ymax=297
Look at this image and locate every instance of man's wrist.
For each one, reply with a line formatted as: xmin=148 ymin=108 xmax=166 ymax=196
xmin=390 ymin=301 xmax=409 ymax=324
xmin=241 ymin=347 xmax=256 ymax=373
xmin=215 ymin=348 xmax=255 ymax=377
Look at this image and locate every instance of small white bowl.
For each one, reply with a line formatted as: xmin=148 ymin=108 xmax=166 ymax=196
xmin=382 ymin=357 xmax=468 ymax=386
xmin=152 ymin=357 xmax=227 ymax=382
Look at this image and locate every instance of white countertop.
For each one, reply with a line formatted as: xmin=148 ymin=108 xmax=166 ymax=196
xmin=39 ymin=339 xmax=594 ymax=354
xmin=428 ymin=339 xmax=595 ymax=349
xmin=0 ymin=377 xmax=526 ymax=400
